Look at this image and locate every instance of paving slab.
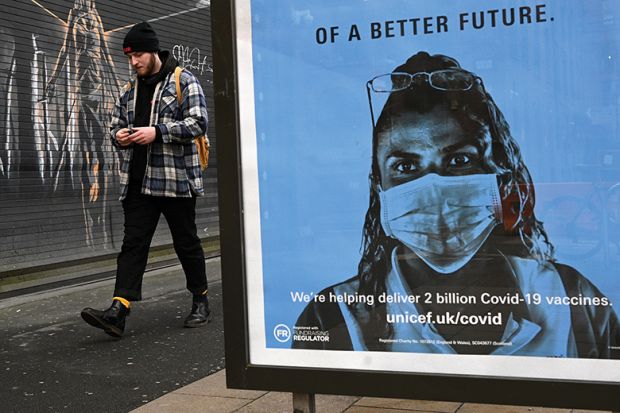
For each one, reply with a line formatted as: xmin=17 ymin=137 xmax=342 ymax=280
xmin=131 ymin=393 xmax=251 ymax=413
xmin=355 ymin=397 xmax=461 ymax=412
xmin=458 ymin=404 xmax=575 ymax=413
xmin=234 ymin=391 xmax=359 ymax=413
xmin=573 ymin=410 xmax=614 ymax=413
xmin=344 ymin=407 xmax=430 ymax=413
xmin=175 ymin=369 xmax=267 ymax=400
xmin=135 ymin=367 xmax=617 ymax=413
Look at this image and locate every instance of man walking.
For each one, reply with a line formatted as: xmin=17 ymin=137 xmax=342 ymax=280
xmin=81 ymin=22 xmax=211 ymax=337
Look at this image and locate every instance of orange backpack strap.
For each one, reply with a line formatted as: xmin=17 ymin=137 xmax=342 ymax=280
xmin=174 ymin=66 xmax=184 ymax=105
xmin=174 ymin=66 xmax=210 ymax=170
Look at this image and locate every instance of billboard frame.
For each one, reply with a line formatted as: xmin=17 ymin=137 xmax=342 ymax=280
xmin=212 ymin=1 xmax=620 ymax=409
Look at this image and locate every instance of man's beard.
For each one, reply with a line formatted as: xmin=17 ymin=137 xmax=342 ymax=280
xmin=143 ymin=54 xmax=156 ymax=76
xmin=136 ymin=53 xmax=157 ymax=77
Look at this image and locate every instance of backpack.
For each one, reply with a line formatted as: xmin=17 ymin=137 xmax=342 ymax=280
xmin=174 ymin=66 xmax=210 ymax=171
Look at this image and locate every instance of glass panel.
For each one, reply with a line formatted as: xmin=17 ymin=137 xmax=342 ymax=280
xmin=238 ymin=0 xmax=620 ymax=382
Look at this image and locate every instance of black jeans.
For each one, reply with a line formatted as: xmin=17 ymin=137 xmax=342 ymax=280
xmin=114 ymin=184 xmax=207 ymax=301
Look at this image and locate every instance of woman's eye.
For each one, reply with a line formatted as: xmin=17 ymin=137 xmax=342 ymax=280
xmin=394 ymin=160 xmax=417 ymax=174
xmin=448 ymin=153 xmax=474 ymax=168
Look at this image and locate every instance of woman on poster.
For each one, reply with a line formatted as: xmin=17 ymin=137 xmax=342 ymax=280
xmin=293 ymin=52 xmax=620 ymax=358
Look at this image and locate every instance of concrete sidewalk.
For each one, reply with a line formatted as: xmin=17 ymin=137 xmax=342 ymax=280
xmin=132 ymin=369 xmax=611 ymax=413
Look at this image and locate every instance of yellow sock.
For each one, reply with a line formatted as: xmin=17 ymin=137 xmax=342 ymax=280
xmin=113 ymin=296 xmax=131 ymax=309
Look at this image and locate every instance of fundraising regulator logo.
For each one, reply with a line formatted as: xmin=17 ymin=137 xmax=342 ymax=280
xmin=273 ymin=324 xmax=292 ymax=343
xmin=293 ymin=326 xmax=330 ymax=343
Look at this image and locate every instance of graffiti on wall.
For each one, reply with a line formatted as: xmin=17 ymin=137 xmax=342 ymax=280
xmin=0 ymin=27 xmax=17 ymax=180
xmin=42 ymin=0 xmax=122 ymax=248
xmin=0 ymin=0 xmax=212 ymax=266
xmin=172 ymin=44 xmax=213 ymax=77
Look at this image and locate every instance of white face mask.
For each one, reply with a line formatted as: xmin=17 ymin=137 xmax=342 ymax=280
xmin=378 ymin=173 xmax=503 ymax=274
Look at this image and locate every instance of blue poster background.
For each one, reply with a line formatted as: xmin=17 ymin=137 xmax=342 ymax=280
xmin=247 ymin=0 xmax=620 ymax=349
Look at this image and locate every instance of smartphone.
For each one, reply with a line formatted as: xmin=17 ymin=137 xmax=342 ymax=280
xmin=127 ymin=124 xmax=134 ymax=135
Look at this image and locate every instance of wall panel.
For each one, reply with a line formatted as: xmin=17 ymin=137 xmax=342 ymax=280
xmin=0 ymin=0 xmax=218 ymax=275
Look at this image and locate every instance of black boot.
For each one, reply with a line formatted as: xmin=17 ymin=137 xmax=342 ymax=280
xmin=81 ymin=300 xmax=130 ymax=338
xmin=184 ymin=296 xmax=212 ymax=328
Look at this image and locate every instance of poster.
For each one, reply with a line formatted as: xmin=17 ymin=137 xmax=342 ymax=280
xmin=235 ymin=0 xmax=620 ymax=382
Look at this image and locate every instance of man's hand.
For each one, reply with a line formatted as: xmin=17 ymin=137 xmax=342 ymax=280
xmin=115 ymin=128 xmax=134 ymax=147
xmin=129 ymin=127 xmax=157 ymax=145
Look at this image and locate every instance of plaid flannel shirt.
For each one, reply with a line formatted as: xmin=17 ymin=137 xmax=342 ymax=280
xmin=109 ymin=67 xmax=208 ymax=199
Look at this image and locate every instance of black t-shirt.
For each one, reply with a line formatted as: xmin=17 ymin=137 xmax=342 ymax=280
xmin=129 ymin=74 xmax=158 ymax=185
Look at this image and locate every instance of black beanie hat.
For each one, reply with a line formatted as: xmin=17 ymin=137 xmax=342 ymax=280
xmin=123 ymin=22 xmax=160 ymax=54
